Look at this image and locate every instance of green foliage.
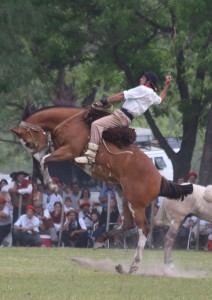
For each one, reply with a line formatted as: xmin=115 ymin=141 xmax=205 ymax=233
xmin=0 ymin=0 xmax=211 ymax=176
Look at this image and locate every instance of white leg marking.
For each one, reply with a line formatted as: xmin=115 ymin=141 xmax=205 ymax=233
xmin=115 ymin=191 xmax=124 ymax=229
xmin=129 ymin=228 xmax=147 ymax=274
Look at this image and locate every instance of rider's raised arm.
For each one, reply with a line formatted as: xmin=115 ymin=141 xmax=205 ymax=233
xmin=159 ymin=75 xmax=172 ymax=102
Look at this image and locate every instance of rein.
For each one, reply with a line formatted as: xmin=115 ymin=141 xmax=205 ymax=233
xmin=20 ymin=109 xmax=87 ymax=154
xmin=102 ymin=139 xmax=134 ymax=155
xmin=52 ymin=110 xmax=87 ymax=134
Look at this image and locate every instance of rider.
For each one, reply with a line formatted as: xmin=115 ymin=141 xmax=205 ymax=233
xmin=75 ymin=71 xmax=172 ymax=165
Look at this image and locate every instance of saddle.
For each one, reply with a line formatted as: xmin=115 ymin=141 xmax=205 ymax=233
xmin=85 ymin=107 xmax=136 ymax=148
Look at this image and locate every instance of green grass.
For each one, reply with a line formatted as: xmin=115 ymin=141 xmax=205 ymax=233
xmin=0 ymin=248 xmax=212 ymax=300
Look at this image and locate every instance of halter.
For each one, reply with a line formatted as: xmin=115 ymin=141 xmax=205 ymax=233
xmin=19 ymin=121 xmax=49 ymax=153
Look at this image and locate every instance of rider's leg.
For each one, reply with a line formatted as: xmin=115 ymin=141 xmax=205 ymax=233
xmin=75 ymin=109 xmax=131 ymax=164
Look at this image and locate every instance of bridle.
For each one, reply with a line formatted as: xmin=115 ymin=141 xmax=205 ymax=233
xmin=19 ymin=121 xmax=49 ymax=154
xmin=19 ymin=109 xmax=87 ymax=154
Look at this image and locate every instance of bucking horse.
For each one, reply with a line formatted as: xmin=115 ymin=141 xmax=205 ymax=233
xmin=11 ymin=104 xmax=193 ymax=274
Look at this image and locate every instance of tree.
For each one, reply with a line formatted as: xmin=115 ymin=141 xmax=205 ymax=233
xmin=199 ymin=103 xmax=212 ymax=185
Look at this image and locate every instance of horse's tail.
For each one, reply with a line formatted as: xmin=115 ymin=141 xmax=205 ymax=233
xmin=159 ymin=176 xmax=193 ymax=201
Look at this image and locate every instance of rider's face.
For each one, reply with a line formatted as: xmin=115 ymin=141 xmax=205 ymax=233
xmin=140 ymin=75 xmax=148 ymax=86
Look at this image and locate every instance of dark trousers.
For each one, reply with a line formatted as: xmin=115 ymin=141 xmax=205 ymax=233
xmin=13 ymin=229 xmax=42 ymax=247
xmin=62 ymin=230 xmax=88 ymax=247
xmin=0 ymin=224 xmax=11 ymax=244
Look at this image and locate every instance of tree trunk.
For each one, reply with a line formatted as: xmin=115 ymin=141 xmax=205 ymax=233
xmin=198 ymin=103 xmax=212 ymax=185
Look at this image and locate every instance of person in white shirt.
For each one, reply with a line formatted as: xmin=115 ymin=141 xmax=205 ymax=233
xmin=62 ymin=210 xmax=87 ymax=247
xmin=1 ymin=171 xmax=33 ymax=223
xmin=34 ymin=203 xmax=58 ymax=244
xmin=75 ymin=71 xmax=171 ymax=164
xmin=13 ymin=205 xmax=42 ymax=246
xmin=0 ymin=197 xmax=12 ymax=245
xmin=42 ymin=188 xmax=63 ymax=213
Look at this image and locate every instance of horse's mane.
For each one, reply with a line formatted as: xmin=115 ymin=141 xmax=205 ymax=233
xmin=22 ymin=101 xmax=81 ymax=121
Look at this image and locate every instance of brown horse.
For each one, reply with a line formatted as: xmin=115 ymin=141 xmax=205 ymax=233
xmin=11 ymin=106 xmax=193 ymax=274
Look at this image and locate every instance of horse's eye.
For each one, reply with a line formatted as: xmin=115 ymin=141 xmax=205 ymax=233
xmin=25 ymin=142 xmax=30 ymax=147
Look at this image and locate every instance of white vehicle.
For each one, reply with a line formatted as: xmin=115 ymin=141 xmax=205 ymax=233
xmin=134 ymin=127 xmax=179 ymax=181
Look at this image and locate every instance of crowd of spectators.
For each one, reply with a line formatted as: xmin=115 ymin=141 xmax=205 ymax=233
xmin=1 ymin=169 xmax=211 ymax=250
xmin=0 ymin=171 xmax=129 ymax=248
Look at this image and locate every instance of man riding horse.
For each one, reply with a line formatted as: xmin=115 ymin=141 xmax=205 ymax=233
xmin=75 ymin=71 xmax=172 ymax=165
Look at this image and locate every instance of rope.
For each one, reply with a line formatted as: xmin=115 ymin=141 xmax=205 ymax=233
xmin=102 ymin=139 xmax=134 ymax=155
xmin=53 ymin=110 xmax=87 ymax=134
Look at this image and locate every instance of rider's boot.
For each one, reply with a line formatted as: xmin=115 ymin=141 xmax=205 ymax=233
xmin=75 ymin=142 xmax=99 ymax=164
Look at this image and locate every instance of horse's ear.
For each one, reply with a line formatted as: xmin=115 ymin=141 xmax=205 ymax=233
xmin=10 ymin=128 xmax=21 ymax=136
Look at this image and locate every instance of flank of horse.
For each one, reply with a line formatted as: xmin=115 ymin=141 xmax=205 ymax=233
xmin=154 ymin=184 xmax=212 ymax=265
xmin=11 ymin=106 xmax=193 ymax=274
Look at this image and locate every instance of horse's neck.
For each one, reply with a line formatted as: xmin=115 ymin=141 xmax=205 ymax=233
xmin=27 ymin=108 xmax=86 ymax=130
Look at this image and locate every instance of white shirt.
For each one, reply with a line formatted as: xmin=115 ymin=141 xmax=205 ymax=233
xmin=123 ymin=85 xmax=161 ymax=116
xmin=69 ymin=192 xmax=81 ymax=209
xmin=0 ymin=205 xmax=11 ymax=226
xmin=42 ymin=193 xmax=63 ymax=212
xmin=2 ymin=181 xmax=32 ymax=194
xmin=15 ymin=214 xmax=40 ymax=233
xmin=36 ymin=209 xmax=51 ymax=226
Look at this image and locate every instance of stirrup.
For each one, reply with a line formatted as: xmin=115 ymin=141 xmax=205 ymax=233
xmin=75 ymin=156 xmax=89 ymax=164
xmin=75 ymin=155 xmax=95 ymax=165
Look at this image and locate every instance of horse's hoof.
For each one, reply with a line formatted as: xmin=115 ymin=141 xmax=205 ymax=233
xmin=129 ymin=266 xmax=139 ymax=274
xmin=115 ymin=264 xmax=126 ymax=275
xmin=93 ymin=242 xmax=105 ymax=250
xmin=49 ymin=183 xmax=59 ymax=193
xmin=165 ymin=263 xmax=175 ymax=269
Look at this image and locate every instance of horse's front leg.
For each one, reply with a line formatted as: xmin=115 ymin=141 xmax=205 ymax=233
xmin=39 ymin=146 xmax=77 ymax=191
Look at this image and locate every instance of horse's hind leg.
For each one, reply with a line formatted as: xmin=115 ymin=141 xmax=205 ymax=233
xmin=164 ymin=224 xmax=180 ymax=266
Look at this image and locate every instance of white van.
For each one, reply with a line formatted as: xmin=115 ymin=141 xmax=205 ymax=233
xmin=134 ymin=127 xmax=176 ymax=181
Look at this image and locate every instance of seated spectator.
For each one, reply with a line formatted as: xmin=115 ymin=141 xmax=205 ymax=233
xmin=0 ymin=179 xmax=13 ymax=216
xmin=42 ymin=188 xmax=62 ymax=213
xmin=94 ymin=198 xmax=120 ymax=243
xmin=13 ymin=205 xmax=42 ymax=246
xmin=64 ymin=197 xmax=74 ymax=214
xmin=191 ymin=217 xmax=212 ymax=241
xmin=79 ymin=202 xmax=93 ymax=230
xmin=62 ymin=210 xmax=87 ymax=247
xmin=32 ymin=182 xmax=43 ymax=208
xmin=175 ymin=217 xmax=195 ymax=249
xmin=87 ymin=210 xmax=100 ymax=247
xmin=0 ymin=197 xmax=12 ymax=246
xmin=63 ymin=185 xmax=72 ymax=199
xmin=187 ymin=171 xmax=198 ymax=184
xmin=78 ymin=188 xmax=92 ymax=208
xmin=99 ymin=198 xmax=119 ymax=230
xmin=177 ymin=177 xmax=185 ymax=184
xmin=70 ymin=182 xmax=81 ymax=209
xmin=2 ymin=171 xmax=33 ymax=224
xmin=34 ymin=203 xmax=58 ymax=244
xmin=99 ymin=182 xmax=116 ymax=212
xmin=50 ymin=202 xmax=63 ymax=234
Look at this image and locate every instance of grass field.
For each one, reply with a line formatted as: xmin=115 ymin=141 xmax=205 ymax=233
xmin=0 ymin=247 xmax=212 ymax=300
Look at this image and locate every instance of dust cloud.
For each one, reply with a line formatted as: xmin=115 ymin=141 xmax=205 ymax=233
xmin=70 ymin=257 xmax=208 ymax=278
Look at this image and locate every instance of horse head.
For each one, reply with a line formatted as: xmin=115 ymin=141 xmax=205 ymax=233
xmin=11 ymin=121 xmax=48 ymax=154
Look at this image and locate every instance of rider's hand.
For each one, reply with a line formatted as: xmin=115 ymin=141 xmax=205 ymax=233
xmin=165 ymin=75 xmax=172 ymax=85
xmin=94 ymin=101 xmax=103 ymax=107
